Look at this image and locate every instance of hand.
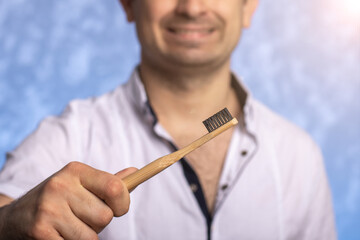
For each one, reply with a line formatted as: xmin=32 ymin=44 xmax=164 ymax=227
xmin=0 ymin=162 xmax=137 ymax=240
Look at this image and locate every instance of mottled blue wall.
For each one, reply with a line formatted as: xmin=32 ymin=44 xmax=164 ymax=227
xmin=0 ymin=0 xmax=359 ymax=239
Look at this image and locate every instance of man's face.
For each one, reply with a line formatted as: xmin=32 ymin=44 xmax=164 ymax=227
xmin=121 ymin=0 xmax=257 ymax=69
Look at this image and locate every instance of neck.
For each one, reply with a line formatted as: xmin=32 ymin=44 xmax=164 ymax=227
xmin=139 ymin=59 xmax=242 ymax=135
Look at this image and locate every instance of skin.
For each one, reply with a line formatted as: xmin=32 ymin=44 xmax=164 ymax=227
xmin=0 ymin=0 xmax=258 ymax=238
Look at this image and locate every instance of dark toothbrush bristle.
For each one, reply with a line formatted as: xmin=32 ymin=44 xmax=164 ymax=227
xmin=202 ymin=108 xmax=233 ymax=133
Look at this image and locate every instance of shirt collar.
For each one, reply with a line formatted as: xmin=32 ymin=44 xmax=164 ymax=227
xmin=124 ymin=68 xmax=157 ymax=125
xmin=230 ymin=72 xmax=257 ymax=137
xmin=124 ymin=68 xmax=257 ymax=136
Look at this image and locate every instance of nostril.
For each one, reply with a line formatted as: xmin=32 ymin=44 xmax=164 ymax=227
xmin=175 ymin=0 xmax=208 ymax=18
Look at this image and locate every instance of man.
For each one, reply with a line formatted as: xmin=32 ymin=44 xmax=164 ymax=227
xmin=0 ymin=0 xmax=336 ymax=239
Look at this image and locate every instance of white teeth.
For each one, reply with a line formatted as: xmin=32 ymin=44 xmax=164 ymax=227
xmin=173 ymin=29 xmax=211 ymax=34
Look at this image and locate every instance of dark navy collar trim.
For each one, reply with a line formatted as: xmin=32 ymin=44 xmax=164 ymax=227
xmin=145 ymin=100 xmax=158 ymax=127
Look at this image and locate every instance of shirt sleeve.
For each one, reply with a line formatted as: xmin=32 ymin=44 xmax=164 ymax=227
xmin=0 ymin=101 xmax=87 ymax=200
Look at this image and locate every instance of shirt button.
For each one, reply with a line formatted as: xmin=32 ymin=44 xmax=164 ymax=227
xmin=221 ymin=184 xmax=228 ymax=191
xmin=241 ymin=150 xmax=248 ymax=156
xmin=190 ymin=183 xmax=198 ymax=192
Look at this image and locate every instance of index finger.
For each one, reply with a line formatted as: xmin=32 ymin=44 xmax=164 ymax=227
xmin=64 ymin=162 xmax=131 ymax=217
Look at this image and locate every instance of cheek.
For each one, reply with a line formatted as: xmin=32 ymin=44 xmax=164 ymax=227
xmin=217 ymin=3 xmax=244 ymax=41
xmin=138 ymin=0 xmax=176 ymax=27
xmin=147 ymin=0 xmax=176 ymax=20
xmin=212 ymin=1 xmax=243 ymax=27
xmin=134 ymin=1 xmax=175 ymax=42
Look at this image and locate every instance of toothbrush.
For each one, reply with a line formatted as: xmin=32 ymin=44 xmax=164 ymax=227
xmin=123 ymin=108 xmax=238 ymax=191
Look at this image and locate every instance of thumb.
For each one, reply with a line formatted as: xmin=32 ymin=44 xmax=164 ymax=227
xmin=115 ymin=167 xmax=138 ymax=193
xmin=115 ymin=167 xmax=138 ymax=179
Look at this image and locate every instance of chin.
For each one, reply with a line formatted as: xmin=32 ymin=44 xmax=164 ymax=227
xmin=171 ymin=53 xmax=230 ymax=72
xmin=166 ymin=51 xmax=219 ymax=67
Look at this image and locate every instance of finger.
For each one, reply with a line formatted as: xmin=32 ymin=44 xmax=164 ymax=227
xmin=28 ymin=191 xmax=75 ymax=240
xmin=66 ymin=185 xmax=114 ymax=233
xmin=64 ymin=162 xmax=131 ymax=217
xmin=115 ymin=167 xmax=138 ymax=193
xmin=30 ymin=222 xmax=64 ymax=240
xmin=55 ymin=204 xmax=98 ymax=240
xmin=115 ymin=167 xmax=138 ymax=179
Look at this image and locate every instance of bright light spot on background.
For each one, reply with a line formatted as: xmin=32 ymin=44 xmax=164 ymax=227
xmin=342 ymin=0 xmax=360 ymax=21
xmin=327 ymin=0 xmax=360 ymax=23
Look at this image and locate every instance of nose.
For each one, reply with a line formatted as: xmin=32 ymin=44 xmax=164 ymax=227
xmin=175 ymin=0 xmax=208 ymax=18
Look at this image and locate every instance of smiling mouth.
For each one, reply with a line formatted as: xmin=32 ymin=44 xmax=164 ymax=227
xmin=166 ymin=27 xmax=216 ymax=39
xmin=168 ymin=27 xmax=215 ymax=34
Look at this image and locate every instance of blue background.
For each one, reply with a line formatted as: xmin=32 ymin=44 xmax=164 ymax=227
xmin=0 ymin=0 xmax=359 ymax=239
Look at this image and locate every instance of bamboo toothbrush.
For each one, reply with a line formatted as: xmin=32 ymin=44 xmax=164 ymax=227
xmin=123 ymin=108 xmax=238 ymax=191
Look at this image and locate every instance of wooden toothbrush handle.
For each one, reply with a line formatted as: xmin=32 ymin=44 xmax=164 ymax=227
xmin=123 ymin=153 xmax=179 ymax=191
xmin=123 ymin=117 xmax=238 ymax=191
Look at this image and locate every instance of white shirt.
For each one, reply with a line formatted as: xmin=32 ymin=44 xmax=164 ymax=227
xmin=0 ymin=69 xmax=336 ymax=240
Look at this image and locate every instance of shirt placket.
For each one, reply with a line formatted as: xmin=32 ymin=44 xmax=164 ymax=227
xmin=214 ymin=125 xmax=257 ymax=214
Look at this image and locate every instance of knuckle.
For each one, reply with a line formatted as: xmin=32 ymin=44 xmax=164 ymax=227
xmin=64 ymin=161 xmax=84 ymax=173
xmin=29 ymin=221 xmax=52 ymax=240
xmin=105 ymin=178 xmax=124 ymax=198
xmin=44 ymin=175 xmax=66 ymax=193
xmin=36 ymin=201 xmax=58 ymax=220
